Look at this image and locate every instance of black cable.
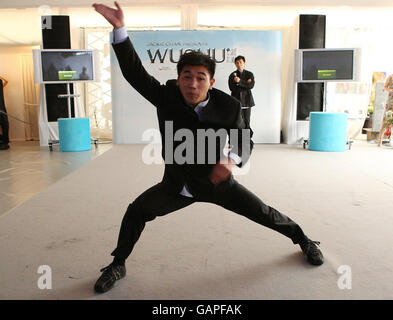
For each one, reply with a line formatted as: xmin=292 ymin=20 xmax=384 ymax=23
xmin=0 ymin=110 xmax=32 ymax=125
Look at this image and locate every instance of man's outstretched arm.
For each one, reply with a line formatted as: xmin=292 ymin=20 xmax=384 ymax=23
xmin=93 ymin=2 xmax=164 ymax=107
xmin=93 ymin=2 xmax=124 ymax=29
xmin=0 ymin=76 xmax=8 ymax=88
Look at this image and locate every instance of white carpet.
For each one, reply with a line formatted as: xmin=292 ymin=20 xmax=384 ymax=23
xmin=1 ymin=142 xmax=393 ymax=299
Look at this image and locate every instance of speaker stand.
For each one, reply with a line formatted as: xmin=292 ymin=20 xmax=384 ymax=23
xmin=323 ymin=81 xmax=327 ymax=112
xmin=47 ymin=83 xmax=97 ymax=151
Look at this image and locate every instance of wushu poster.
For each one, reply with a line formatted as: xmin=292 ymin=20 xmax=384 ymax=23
xmin=111 ymin=30 xmax=282 ymax=144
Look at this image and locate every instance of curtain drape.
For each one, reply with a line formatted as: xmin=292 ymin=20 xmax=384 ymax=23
xmin=20 ymin=53 xmax=40 ymax=141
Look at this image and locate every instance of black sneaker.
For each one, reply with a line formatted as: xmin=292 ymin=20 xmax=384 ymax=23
xmin=94 ymin=263 xmax=126 ymax=293
xmin=300 ymin=238 xmax=324 ymax=266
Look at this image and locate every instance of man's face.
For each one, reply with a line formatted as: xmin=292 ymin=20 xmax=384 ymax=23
xmin=177 ymin=65 xmax=215 ymax=107
xmin=235 ymin=59 xmax=245 ymax=72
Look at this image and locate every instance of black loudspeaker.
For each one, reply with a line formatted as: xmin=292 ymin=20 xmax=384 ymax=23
xmin=296 ymin=83 xmax=324 ymax=121
xmin=42 ymin=15 xmax=71 ymax=49
xmin=299 ymin=14 xmax=326 ymax=49
xmin=41 ymin=15 xmax=74 ymax=120
xmin=297 ymin=14 xmax=326 ymax=120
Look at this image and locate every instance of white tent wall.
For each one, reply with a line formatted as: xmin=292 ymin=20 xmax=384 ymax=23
xmin=197 ymin=5 xmax=393 ymax=144
xmin=0 ymin=5 xmax=181 ymax=143
xmin=0 ymin=45 xmax=40 ymax=142
xmin=1 ymin=4 xmax=393 ymax=143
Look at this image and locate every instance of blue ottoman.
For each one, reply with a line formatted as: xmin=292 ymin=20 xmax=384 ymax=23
xmin=309 ymin=112 xmax=348 ymax=152
xmin=58 ymin=118 xmax=91 ymax=152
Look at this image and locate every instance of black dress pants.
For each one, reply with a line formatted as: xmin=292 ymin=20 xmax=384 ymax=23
xmin=111 ymin=176 xmax=306 ymax=261
xmin=241 ymin=108 xmax=251 ymax=127
xmin=0 ymin=84 xmax=9 ymax=145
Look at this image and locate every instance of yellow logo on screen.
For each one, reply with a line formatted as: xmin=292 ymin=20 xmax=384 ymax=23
xmin=58 ymin=71 xmax=76 ymax=80
xmin=318 ymin=70 xmax=336 ymax=79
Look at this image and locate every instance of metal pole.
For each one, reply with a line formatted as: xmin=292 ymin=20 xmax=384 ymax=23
xmin=323 ymin=81 xmax=327 ymax=112
xmin=67 ymin=83 xmax=71 ymax=118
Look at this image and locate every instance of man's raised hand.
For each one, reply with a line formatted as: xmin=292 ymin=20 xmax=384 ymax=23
xmin=93 ymin=1 xmax=125 ymax=29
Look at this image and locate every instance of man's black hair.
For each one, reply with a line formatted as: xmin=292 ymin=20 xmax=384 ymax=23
xmin=177 ymin=50 xmax=216 ymax=79
xmin=235 ymin=55 xmax=245 ymax=63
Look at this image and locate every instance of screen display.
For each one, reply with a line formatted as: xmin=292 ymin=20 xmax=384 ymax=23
xmin=41 ymin=51 xmax=93 ymax=82
xmin=302 ymin=50 xmax=353 ymax=81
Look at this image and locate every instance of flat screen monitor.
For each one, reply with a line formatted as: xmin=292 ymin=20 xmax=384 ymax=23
xmin=294 ymin=48 xmax=361 ymax=82
xmin=33 ymin=49 xmax=100 ymax=84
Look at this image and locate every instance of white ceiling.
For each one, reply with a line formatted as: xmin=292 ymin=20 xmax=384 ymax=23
xmin=1 ymin=0 xmax=392 ymax=46
xmin=1 ymin=0 xmax=393 ymax=9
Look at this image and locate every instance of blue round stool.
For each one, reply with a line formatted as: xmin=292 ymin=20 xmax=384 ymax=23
xmin=309 ymin=112 xmax=348 ymax=152
xmin=58 ymin=118 xmax=91 ymax=152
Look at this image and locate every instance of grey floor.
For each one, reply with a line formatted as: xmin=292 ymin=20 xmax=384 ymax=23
xmin=0 ymin=141 xmax=112 ymax=217
xmin=1 ymin=136 xmax=393 ymax=300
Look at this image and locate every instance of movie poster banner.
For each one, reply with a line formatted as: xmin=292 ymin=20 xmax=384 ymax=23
xmin=111 ymin=30 xmax=282 ymax=144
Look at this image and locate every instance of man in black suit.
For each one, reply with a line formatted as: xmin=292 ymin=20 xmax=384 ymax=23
xmin=228 ymin=56 xmax=255 ymax=126
xmin=93 ymin=2 xmax=324 ymax=294
xmin=0 ymin=75 xmax=10 ymax=150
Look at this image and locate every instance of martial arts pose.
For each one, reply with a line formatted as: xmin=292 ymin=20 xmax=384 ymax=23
xmin=93 ymin=2 xmax=323 ymax=294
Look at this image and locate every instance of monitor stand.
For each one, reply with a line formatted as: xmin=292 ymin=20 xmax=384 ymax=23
xmin=48 ymin=83 xmax=97 ymax=151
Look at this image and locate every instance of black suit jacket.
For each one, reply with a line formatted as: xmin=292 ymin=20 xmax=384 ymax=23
xmin=228 ymin=69 xmax=255 ymax=108
xmin=112 ymin=38 xmax=254 ymax=197
xmin=0 ymin=79 xmax=9 ymax=144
